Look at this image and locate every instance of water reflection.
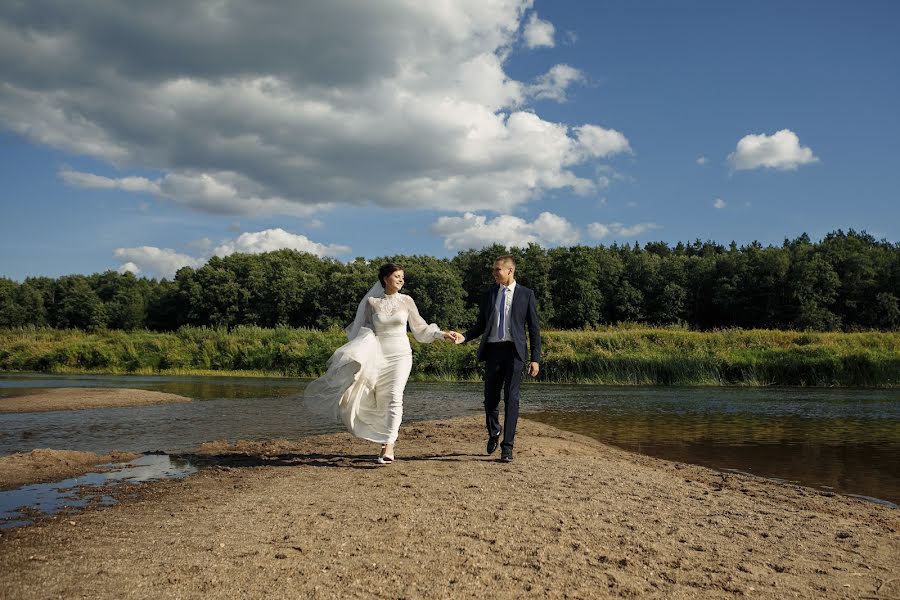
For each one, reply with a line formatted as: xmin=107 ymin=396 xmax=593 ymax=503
xmin=0 ymin=454 xmax=196 ymax=529
xmin=523 ymin=385 xmax=900 ymax=504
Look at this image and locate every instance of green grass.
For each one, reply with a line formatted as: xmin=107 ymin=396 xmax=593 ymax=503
xmin=1 ymin=325 xmax=898 ymax=387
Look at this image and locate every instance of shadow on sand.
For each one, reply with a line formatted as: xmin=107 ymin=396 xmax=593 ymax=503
xmin=173 ymin=450 xmax=498 ymax=470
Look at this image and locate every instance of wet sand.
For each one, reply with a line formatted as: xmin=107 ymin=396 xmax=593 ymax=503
xmin=0 ymin=449 xmax=141 ymax=490
xmin=0 ymin=417 xmax=897 ymax=599
xmin=0 ymin=387 xmax=191 ymax=413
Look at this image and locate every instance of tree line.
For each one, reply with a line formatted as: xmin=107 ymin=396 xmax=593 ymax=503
xmin=1 ymin=230 xmax=898 ymax=332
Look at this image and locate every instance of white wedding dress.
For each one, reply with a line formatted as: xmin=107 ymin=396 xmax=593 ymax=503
xmin=303 ymin=291 xmax=444 ymax=444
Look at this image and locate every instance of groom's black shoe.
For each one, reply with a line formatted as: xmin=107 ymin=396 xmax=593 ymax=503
xmin=486 ymin=434 xmax=501 ymax=455
xmin=500 ymin=449 xmax=513 ymax=463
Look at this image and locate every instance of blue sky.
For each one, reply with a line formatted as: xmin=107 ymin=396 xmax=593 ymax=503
xmin=1 ymin=0 xmax=898 ymax=281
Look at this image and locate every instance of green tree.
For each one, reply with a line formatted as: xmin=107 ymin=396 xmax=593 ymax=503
xmin=874 ymin=292 xmax=900 ymax=330
xmin=788 ymin=252 xmax=841 ymax=331
xmin=193 ymin=258 xmax=247 ymax=328
xmin=397 ymin=256 xmax=469 ymax=330
xmin=451 ymin=244 xmax=511 ymax=307
xmin=549 ymin=246 xmax=603 ymax=328
xmin=513 ymin=243 xmax=554 ymax=326
xmin=0 ymin=278 xmax=25 ymax=327
xmin=17 ymin=280 xmax=48 ymax=327
xmin=93 ymin=271 xmax=148 ymax=330
xmin=54 ymin=275 xmax=107 ymax=330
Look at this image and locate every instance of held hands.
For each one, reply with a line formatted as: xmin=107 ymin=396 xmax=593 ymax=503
xmin=528 ymin=361 xmax=540 ymax=378
xmin=443 ymin=331 xmax=465 ymax=344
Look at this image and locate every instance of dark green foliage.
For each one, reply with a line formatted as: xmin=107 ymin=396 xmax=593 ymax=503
xmin=0 ymin=231 xmax=897 ymax=333
xmin=549 ymin=246 xmax=604 ymax=328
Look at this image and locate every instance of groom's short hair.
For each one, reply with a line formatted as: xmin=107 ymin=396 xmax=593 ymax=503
xmin=495 ymin=255 xmax=516 ymax=269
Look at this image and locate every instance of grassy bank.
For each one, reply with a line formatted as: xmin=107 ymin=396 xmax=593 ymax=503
xmin=1 ymin=326 xmax=898 ymax=387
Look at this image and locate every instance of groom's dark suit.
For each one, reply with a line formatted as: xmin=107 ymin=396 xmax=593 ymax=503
xmin=464 ymin=282 xmax=541 ymax=454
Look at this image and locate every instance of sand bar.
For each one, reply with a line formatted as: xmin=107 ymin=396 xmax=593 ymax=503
xmin=0 ymin=387 xmax=191 ymax=413
xmin=0 ymin=417 xmax=897 ymax=599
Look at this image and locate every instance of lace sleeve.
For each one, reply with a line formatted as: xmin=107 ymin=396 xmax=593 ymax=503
xmin=405 ymin=295 xmax=444 ymax=343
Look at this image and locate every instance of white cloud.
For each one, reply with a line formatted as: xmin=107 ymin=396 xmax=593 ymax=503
xmin=575 ymin=125 xmax=633 ymax=159
xmin=596 ymin=164 xmax=631 ymax=183
xmin=727 ymin=129 xmax=819 ymax=171
xmin=60 ymin=169 xmax=160 ymax=195
xmin=61 ymin=168 xmax=324 ymax=217
xmin=696 ymin=156 xmax=708 ymax=166
xmin=117 ymin=262 xmax=140 ymax=275
xmin=528 ymin=64 xmax=584 ymax=102
xmin=114 ymin=228 xmax=349 ymax=278
xmin=2 ymin=3 xmax=631 ymax=217
xmin=713 ymin=198 xmax=727 ymax=209
xmin=433 ymin=212 xmax=579 ymax=250
xmin=587 ymin=223 xmax=611 ymax=240
xmin=523 ymin=12 xmax=555 ymax=48
xmin=212 ymin=228 xmax=349 ymax=257
xmin=617 ymin=223 xmax=658 ymax=236
xmin=113 ymin=247 xmax=205 ymax=279
xmin=587 ymin=222 xmax=659 ymax=240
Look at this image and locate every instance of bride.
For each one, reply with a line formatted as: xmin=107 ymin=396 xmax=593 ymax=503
xmin=303 ymin=263 xmax=457 ymax=464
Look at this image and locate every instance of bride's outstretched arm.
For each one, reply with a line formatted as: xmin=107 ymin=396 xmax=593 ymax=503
xmin=405 ymin=296 xmax=445 ymax=343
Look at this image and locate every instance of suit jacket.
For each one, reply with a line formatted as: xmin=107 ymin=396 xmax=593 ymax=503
xmin=464 ymin=283 xmax=541 ymax=364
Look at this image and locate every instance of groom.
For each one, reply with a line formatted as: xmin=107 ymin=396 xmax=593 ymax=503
xmin=451 ymin=255 xmax=541 ymax=462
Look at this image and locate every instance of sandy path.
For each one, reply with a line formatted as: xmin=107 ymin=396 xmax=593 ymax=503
xmin=0 ymin=387 xmax=191 ymax=413
xmin=0 ymin=417 xmax=897 ymax=599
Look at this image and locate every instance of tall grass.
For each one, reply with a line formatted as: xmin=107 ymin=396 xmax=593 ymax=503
xmin=1 ymin=326 xmax=898 ymax=387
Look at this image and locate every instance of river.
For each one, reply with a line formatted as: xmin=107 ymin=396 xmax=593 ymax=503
xmin=1 ymin=373 xmax=898 ymax=504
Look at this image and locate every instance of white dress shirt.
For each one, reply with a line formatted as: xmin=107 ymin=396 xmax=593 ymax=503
xmin=487 ymin=280 xmax=516 ymax=343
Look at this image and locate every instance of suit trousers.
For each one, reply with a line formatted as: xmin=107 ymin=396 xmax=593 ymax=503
xmin=483 ymin=342 xmax=524 ymax=451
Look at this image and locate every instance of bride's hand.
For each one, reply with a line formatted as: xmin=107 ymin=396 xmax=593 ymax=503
xmin=443 ymin=331 xmax=463 ymax=343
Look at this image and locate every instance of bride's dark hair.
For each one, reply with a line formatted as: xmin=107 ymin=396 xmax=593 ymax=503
xmin=378 ymin=263 xmax=403 ymax=288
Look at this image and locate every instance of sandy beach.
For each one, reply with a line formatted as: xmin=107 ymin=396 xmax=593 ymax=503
xmin=0 ymin=387 xmax=192 ymax=413
xmin=0 ymin=417 xmax=897 ymax=599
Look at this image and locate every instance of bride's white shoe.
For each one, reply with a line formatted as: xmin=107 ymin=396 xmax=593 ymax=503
xmin=376 ymin=443 xmax=395 ymax=464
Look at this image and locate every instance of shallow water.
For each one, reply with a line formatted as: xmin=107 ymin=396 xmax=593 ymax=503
xmin=0 ymin=374 xmax=482 ymax=454
xmin=525 ymin=386 xmax=900 ymax=504
xmin=1 ymin=374 xmax=898 ymax=505
xmin=0 ymin=453 xmax=196 ymax=528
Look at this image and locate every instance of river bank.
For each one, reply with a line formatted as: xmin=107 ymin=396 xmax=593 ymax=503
xmin=0 ymin=417 xmax=897 ymax=599
xmin=0 ymin=449 xmax=140 ymax=490
xmin=2 ymin=325 xmax=899 ymax=386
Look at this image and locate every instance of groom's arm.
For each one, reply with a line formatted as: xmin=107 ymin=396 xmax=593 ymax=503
xmin=526 ymin=289 xmax=541 ymax=364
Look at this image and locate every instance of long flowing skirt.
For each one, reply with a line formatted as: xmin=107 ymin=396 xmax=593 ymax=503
xmin=303 ymin=328 xmax=412 ymax=444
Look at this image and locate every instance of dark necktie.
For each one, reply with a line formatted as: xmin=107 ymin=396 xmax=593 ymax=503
xmin=497 ymin=287 xmax=507 ymax=339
